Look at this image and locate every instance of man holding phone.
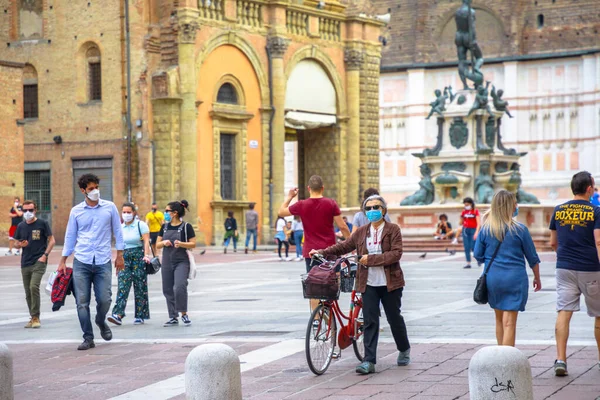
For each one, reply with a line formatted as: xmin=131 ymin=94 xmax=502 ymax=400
xmin=14 ymin=200 xmax=55 ymax=329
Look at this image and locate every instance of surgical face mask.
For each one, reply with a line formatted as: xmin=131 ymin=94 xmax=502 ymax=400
xmin=23 ymin=211 xmax=35 ymax=221
xmin=513 ymin=207 xmax=519 ymax=218
xmin=122 ymin=213 xmax=134 ymax=223
xmin=164 ymin=213 xmax=172 ymax=223
xmin=86 ymin=189 xmax=100 ymax=201
xmin=464 ymin=205 xmax=472 ymax=211
xmin=366 ymin=209 xmax=383 ymax=223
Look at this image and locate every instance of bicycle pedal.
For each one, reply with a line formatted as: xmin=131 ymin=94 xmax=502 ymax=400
xmin=332 ymin=351 xmax=341 ymax=359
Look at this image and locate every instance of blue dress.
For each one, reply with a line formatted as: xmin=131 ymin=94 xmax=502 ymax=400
xmin=474 ymin=223 xmax=541 ymax=311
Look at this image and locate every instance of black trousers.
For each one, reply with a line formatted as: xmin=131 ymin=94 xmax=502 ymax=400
xmin=362 ymin=285 xmax=410 ymax=364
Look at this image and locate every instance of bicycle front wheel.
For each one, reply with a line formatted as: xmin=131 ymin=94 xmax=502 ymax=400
xmin=305 ymin=303 xmax=337 ymax=375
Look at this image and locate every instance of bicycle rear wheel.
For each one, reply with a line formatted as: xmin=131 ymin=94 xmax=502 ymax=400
xmin=305 ymin=303 xmax=337 ymax=375
xmin=352 ymin=309 xmax=365 ymax=361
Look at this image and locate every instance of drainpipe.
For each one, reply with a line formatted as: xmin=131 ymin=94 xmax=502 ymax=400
xmin=266 ymin=45 xmax=275 ymax=230
xmin=125 ymin=0 xmax=132 ymax=202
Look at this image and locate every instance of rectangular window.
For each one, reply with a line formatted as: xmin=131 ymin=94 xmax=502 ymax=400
xmin=220 ymin=134 xmax=236 ymax=200
xmin=89 ymin=62 xmax=102 ymax=101
xmin=23 ymin=84 xmax=38 ymax=119
xmin=24 ymin=169 xmax=51 ymax=225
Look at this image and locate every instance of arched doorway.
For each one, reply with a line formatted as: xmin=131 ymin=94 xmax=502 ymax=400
xmin=284 ymin=59 xmax=339 ymax=200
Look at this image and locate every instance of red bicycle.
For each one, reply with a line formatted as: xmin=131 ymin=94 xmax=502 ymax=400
xmin=302 ymin=254 xmax=365 ymax=375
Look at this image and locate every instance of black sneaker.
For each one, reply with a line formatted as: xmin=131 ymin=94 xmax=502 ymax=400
xmin=554 ymin=360 xmax=568 ymax=376
xmin=77 ymin=339 xmax=95 ymax=351
xmin=97 ymin=322 xmax=113 ymax=341
xmin=163 ymin=318 xmax=179 ymax=327
xmin=463 ymin=264 xmax=472 ymax=269
xmin=182 ymin=315 xmax=192 ymax=326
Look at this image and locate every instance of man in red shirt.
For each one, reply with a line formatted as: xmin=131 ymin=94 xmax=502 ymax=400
xmin=460 ymin=197 xmax=481 ymax=269
xmin=278 ymin=175 xmax=350 ymax=273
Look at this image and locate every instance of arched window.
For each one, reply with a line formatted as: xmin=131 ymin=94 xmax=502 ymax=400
xmin=87 ymin=46 xmax=102 ymax=101
xmin=23 ymin=64 xmax=38 ymax=119
xmin=216 ymin=83 xmax=238 ymax=105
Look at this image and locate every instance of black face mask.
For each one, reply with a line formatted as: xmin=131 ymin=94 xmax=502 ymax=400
xmin=152 ymin=208 xmax=157 ymax=212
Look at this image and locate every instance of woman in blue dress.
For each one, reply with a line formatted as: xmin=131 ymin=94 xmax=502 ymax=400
xmin=474 ymin=190 xmax=542 ymax=347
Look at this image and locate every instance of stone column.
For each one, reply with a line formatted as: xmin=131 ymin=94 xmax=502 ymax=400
xmin=177 ymin=8 xmax=200 ymax=225
xmin=267 ymin=35 xmax=289 ymax=224
xmin=344 ymin=48 xmax=364 ymax=207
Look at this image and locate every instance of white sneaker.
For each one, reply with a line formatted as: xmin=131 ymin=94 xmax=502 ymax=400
xmin=286 ymin=257 xmax=292 ymax=261
xmin=279 ymin=257 xmax=284 ymax=261
xmin=434 ymin=236 xmax=440 ymax=240
xmin=451 ymin=238 xmax=458 ymax=245
xmin=14 ymin=250 xmax=20 ymax=256
xmin=4 ymin=251 xmax=11 ymax=256
xmin=296 ymin=257 xmax=303 ymax=262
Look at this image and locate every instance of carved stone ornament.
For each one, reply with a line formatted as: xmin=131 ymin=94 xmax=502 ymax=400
xmin=178 ymin=20 xmax=199 ymax=43
xmin=267 ymin=36 xmax=289 ymax=58
xmin=485 ymin=117 xmax=496 ymax=148
xmin=441 ymin=162 xmax=467 ymax=172
xmin=344 ymin=49 xmax=364 ymax=70
xmin=449 ymin=118 xmax=469 ymax=149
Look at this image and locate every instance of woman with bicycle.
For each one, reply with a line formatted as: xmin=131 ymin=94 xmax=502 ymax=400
xmin=310 ymin=194 xmax=410 ymax=375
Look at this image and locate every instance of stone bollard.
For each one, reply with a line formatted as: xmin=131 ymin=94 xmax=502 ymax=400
xmin=185 ymin=343 xmax=242 ymax=400
xmin=469 ymin=346 xmax=533 ymax=400
xmin=0 ymin=343 xmax=13 ymax=400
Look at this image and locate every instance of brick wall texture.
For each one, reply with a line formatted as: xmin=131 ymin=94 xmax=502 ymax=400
xmin=374 ymin=0 xmax=600 ymax=68
xmin=0 ymin=61 xmax=24 ymax=245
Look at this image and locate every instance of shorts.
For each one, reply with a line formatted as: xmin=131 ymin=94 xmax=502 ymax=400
xmin=556 ymin=269 xmax=600 ymax=317
xmin=150 ymin=232 xmax=159 ymax=245
xmin=8 ymin=225 xmax=17 ymax=239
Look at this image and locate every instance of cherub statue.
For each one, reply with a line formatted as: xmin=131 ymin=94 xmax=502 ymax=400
xmin=425 ymin=88 xmax=449 ymax=120
xmin=467 ymin=81 xmax=494 ymax=118
xmin=401 ymin=164 xmax=435 ymax=205
xmin=491 ymin=85 xmax=513 ymax=118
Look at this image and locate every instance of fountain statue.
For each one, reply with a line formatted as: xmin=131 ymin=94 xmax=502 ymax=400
xmin=402 ymin=0 xmax=539 ymax=205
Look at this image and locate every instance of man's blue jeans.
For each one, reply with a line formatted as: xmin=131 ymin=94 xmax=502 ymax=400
xmin=462 ymin=228 xmax=476 ymax=263
xmin=245 ymin=229 xmax=257 ymax=251
xmin=73 ymin=258 xmax=112 ymax=340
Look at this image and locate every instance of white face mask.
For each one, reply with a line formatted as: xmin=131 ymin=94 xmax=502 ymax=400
xmin=465 ymin=205 xmax=472 ymax=211
xmin=122 ymin=213 xmax=134 ymax=223
xmin=24 ymin=211 xmax=35 ymax=221
xmin=86 ymin=189 xmax=100 ymax=201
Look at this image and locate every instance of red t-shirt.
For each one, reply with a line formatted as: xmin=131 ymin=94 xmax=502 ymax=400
xmin=461 ymin=208 xmax=480 ymax=229
xmin=289 ymin=197 xmax=341 ymax=258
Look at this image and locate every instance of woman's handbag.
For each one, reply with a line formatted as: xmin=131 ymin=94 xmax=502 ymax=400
xmin=139 ymin=222 xmax=161 ymax=275
xmin=473 ymin=240 xmax=503 ymax=305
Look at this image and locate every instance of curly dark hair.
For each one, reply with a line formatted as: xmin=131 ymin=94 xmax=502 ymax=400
xmin=77 ymin=173 xmax=100 ymax=190
xmin=168 ymin=200 xmax=189 ymax=218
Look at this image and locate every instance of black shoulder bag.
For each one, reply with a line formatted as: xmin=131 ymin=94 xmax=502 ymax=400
xmin=142 ymin=222 xmax=162 ymax=275
xmin=473 ymin=239 xmax=503 ymax=305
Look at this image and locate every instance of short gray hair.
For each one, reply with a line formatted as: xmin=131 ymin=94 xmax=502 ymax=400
xmin=362 ymin=195 xmax=387 ymax=210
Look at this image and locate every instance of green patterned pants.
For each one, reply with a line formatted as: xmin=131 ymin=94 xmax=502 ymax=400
xmin=112 ymin=247 xmax=150 ymax=319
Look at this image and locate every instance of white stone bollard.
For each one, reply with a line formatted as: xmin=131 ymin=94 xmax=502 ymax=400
xmin=469 ymin=346 xmax=533 ymax=400
xmin=185 ymin=343 xmax=242 ymax=400
xmin=0 ymin=343 xmax=13 ymax=400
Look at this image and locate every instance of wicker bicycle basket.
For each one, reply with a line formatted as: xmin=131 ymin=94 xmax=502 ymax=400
xmin=301 ymin=274 xmax=340 ymax=301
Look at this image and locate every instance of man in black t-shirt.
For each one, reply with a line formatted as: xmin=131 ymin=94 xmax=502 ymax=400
xmin=549 ymin=171 xmax=600 ymax=377
xmin=7 ymin=197 xmax=23 ymax=256
xmin=14 ymin=200 xmax=56 ymax=329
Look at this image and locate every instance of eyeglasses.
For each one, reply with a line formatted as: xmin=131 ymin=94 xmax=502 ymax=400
xmin=364 ymin=205 xmax=382 ymax=211
xmin=22 ymin=208 xmax=35 ymax=212
xmin=165 ymin=209 xmax=172 ymax=213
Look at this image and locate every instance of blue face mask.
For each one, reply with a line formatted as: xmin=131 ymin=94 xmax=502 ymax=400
xmin=164 ymin=213 xmax=172 ymax=223
xmin=513 ymin=207 xmax=519 ymax=218
xmin=366 ymin=209 xmax=383 ymax=223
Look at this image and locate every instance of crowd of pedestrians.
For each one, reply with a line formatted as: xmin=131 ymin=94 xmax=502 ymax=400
xmin=6 ymin=170 xmax=600 ymax=378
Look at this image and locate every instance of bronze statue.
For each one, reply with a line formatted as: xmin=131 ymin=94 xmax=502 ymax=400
xmin=401 ymin=164 xmax=435 ymax=206
xmin=468 ymin=81 xmax=494 ymax=118
xmin=426 ymin=88 xmax=450 ymax=120
xmin=474 ymin=161 xmax=495 ymax=204
xmin=491 ymin=85 xmax=513 ymax=118
xmin=455 ymin=0 xmax=483 ymax=90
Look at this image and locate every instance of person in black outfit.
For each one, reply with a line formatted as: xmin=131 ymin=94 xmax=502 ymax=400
xmin=223 ymin=211 xmax=238 ymax=254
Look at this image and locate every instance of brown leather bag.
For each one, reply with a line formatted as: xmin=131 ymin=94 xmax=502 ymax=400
xmin=303 ymin=262 xmax=340 ymax=300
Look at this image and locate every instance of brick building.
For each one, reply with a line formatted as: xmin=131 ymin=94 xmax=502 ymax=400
xmin=0 ymin=60 xmax=24 ymax=245
xmin=375 ymin=0 xmax=600 ymax=204
xmin=0 ymin=0 xmax=383 ymax=244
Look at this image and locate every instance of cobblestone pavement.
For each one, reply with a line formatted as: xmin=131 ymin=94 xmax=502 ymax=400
xmin=1 ymin=248 xmax=599 ymax=399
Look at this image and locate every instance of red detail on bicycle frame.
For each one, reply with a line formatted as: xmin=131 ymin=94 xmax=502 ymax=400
xmin=338 ymin=325 xmax=353 ymax=349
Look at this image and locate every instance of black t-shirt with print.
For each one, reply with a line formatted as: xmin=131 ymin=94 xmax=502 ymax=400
xmin=14 ymin=219 xmax=52 ymax=268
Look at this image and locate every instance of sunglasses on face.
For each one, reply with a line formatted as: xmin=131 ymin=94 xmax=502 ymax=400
xmin=165 ymin=209 xmax=172 ymax=213
xmin=364 ymin=205 xmax=382 ymax=211
xmin=22 ymin=208 xmax=35 ymax=212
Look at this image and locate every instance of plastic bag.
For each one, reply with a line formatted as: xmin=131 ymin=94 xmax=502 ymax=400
xmin=45 ymin=271 xmax=58 ymax=296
